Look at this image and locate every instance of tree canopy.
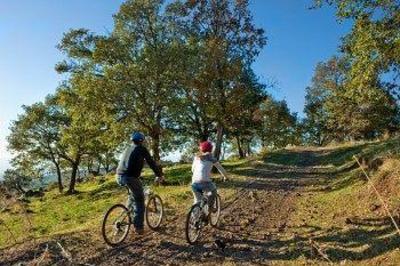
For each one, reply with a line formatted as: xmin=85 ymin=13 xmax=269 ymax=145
xmin=5 ymin=0 xmax=400 ymax=194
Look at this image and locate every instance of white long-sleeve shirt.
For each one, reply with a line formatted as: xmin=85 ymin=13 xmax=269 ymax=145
xmin=191 ymin=153 xmax=228 ymax=183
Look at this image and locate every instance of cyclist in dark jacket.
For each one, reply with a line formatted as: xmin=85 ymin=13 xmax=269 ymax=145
xmin=116 ymin=132 xmax=164 ymax=234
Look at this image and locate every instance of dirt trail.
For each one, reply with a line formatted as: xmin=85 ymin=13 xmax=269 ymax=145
xmin=83 ymin=178 xmax=298 ymax=266
xmin=82 ymin=160 xmax=314 ymax=266
xmin=1 ymin=156 xmax=331 ymax=266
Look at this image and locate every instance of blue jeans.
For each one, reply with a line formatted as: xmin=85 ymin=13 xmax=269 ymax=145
xmin=126 ymin=178 xmax=145 ymax=229
xmin=191 ymin=182 xmax=217 ymax=207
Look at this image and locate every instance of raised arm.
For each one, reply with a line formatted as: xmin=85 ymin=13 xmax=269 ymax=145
xmin=213 ymin=161 xmax=229 ymax=181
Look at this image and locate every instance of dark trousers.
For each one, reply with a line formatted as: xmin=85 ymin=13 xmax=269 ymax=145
xmin=126 ymin=177 xmax=145 ymax=229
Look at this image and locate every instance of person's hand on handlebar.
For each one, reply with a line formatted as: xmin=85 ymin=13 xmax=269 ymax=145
xmin=154 ymin=176 xmax=165 ymax=185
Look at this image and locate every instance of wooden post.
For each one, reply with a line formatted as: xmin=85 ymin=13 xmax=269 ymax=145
xmin=353 ymin=155 xmax=400 ymax=236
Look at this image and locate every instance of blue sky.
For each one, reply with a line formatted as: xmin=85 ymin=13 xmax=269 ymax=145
xmin=0 ymin=0 xmax=351 ymax=174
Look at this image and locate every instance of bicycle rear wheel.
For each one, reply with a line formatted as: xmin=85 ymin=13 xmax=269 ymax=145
xmin=210 ymin=194 xmax=221 ymax=227
xmin=102 ymin=204 xmax=131 ymax=246
xmin=146 ymin=194 xmax=164 ymax=230
xmin=185 ymin=204 xmax=203 ymax=244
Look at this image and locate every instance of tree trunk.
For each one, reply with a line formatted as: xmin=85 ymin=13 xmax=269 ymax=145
xmin=247 ymin=141 xmax=251 ymax=156
xmin=77 ymin=167 xmax=82 ymax=183
xmin=104 ymin=157 xmax=111 ymax=173
xmin=67 ymin=161 xmax=79 ymax=194
xmin=49 ymin=150 xmax=63 ymax=193
xmin=87 ymin=159 xmax=92 ymax=175
xmin=55 ymin=162 xmax=63 ymax=193
xmin=221 ymin=141 xmax=226 ymax=160
xmin=200 ymin=129 xmax=209 ymax=142
xmin=96 ymin=163 xmax=101 ymax=175
xmin=151 ymin=133 xmax=161 ymax=163
xmin=236 ymin=136 xmax=244 ymax=158
xmin=213 ymin=124 xmax=224 ymax=160
xmin=87 ymin=163 xmax=91 ymax=176
xmin=105 ymin=163 xmax=110 ymax=173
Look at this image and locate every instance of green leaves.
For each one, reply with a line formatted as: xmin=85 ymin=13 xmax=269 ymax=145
xmin=307 ymin=1 xmax=400 ymax=142
xmin=255 ymin=98 xmax=300 ymax=149
xmin=304 ymin=55 xmax=399 ymax=143
xmin=7 ymin=0 xmax=270 ymax=186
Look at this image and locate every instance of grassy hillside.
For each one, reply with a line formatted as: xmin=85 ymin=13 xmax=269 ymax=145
xmin=0 ymin=160 xmax=247 ymax=249
xmin=2 ymin=138 xmax=400 ymax=265
xmin=275 ymin=138 xmax=400 ymax=263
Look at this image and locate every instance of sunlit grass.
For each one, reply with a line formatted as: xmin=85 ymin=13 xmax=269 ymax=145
xmin=0 ymin=160 xmax=242 ymax=248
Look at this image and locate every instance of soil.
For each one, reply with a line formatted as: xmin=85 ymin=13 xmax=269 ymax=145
xmin=0 ymin=154 xmax=348 ymax=266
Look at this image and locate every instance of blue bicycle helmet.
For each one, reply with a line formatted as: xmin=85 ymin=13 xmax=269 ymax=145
xmin=131 ymin=132 xmax=145 ymax=142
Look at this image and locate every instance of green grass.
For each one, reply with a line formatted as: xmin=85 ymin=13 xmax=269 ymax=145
xmin=0 ymin=160 xmax=242 ymax=248
xmin=3 ymin=138 xmax=400 ymax=265
xmin=285 ymin=138 xmax=400 ymax=264
xmin=263 ymin=138 xmax=400 ymax=169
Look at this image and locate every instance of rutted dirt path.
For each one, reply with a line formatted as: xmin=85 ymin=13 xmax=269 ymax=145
xmin=4 ymin=144 xmax=400 ymax=265
xmin=84 ymin=175 xmax=300 ymax=266
xmin=1 ymin=156 xmax=335 ymax=266
xmin=78 ymin=160 xmax=310 ymax=265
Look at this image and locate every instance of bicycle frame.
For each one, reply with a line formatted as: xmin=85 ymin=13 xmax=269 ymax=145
xmin=199 ymin=191 xmax=214 ymax=212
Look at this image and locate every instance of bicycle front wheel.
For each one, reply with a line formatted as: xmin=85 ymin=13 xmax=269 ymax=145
xmin=102 ymin=204 xmax=131 ymax=246
xmin=210 ymin=194 xmax=221 ymax=227
xmin=185 ymin=204 xmax=203 ymax=244
xmin=146 ymin=194 xmax=164 ymax=230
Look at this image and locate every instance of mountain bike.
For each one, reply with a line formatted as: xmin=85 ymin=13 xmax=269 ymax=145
xmin=185 ymin=192 xmax=221 ymax=244
xmin=102 ymin=185 xmax=164 ymax=246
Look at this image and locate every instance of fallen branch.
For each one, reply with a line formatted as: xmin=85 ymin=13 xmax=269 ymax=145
xmin=309 ymin=239 xmax=333 ymax=264
xmin=35 ymin=244 xmax=49 ymax=266
xmin=57 ymin=241 xmax=73 ymax=262
xmin=353 ymin=155 xmax=400 ymax=236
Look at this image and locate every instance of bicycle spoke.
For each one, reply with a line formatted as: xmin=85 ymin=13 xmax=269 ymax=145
xmin=186 ymin=205 xmax=202 ymax=244
xmin=146 ymin=195 xmax=164 ymax=229
xmin=102 ymin=204 xmax=131 ymax=246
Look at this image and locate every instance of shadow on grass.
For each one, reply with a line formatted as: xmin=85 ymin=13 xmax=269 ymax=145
xmin=264 ymin=145 xmax=367 ymax=168
xmin=144 ymin=216 xmax=400 ymax=264
xmin=4 ymin=215 xmax=399 ymax=265
xmin=226 ymin=154 xmax=366 ymax=193
xmin=264 ymin=138 xmax=400 ymax=170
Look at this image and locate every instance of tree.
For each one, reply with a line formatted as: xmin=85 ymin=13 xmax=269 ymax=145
xmin=303 ymin=56 xmax=347 ymax=144
xmin=55 ymin=86 xmax=107 ymax=194
xmin=2 ymin=168 xmax=31 ymax=195
xmin=254 ymin=98 xmax=299 ymax=149
xmin=304 ymin=55 xmax=399 ymax=141
xmin=2 ymin=153 xmax=46 ymax=195
xmin=314 ymin=0 xmax=399 ymax=21
xmin=315 ymin=0 xmax=400 ymax=119
xmin=168 ymin=0 xmax=267 ymax=159
xmin=166 ymin=41 xmax=217 ymax=144
xmin=324 ymin=76 xmax=399 ymax=140
xmin=54 ymin=0 xmax=267 ymax=163
xmin=225 ymin=67 xmax=267 ymax=158
xmin=7 ymin=96 xmax=67 ymax=192
xmin=57 ymin=0 xmax=185 ymax=162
